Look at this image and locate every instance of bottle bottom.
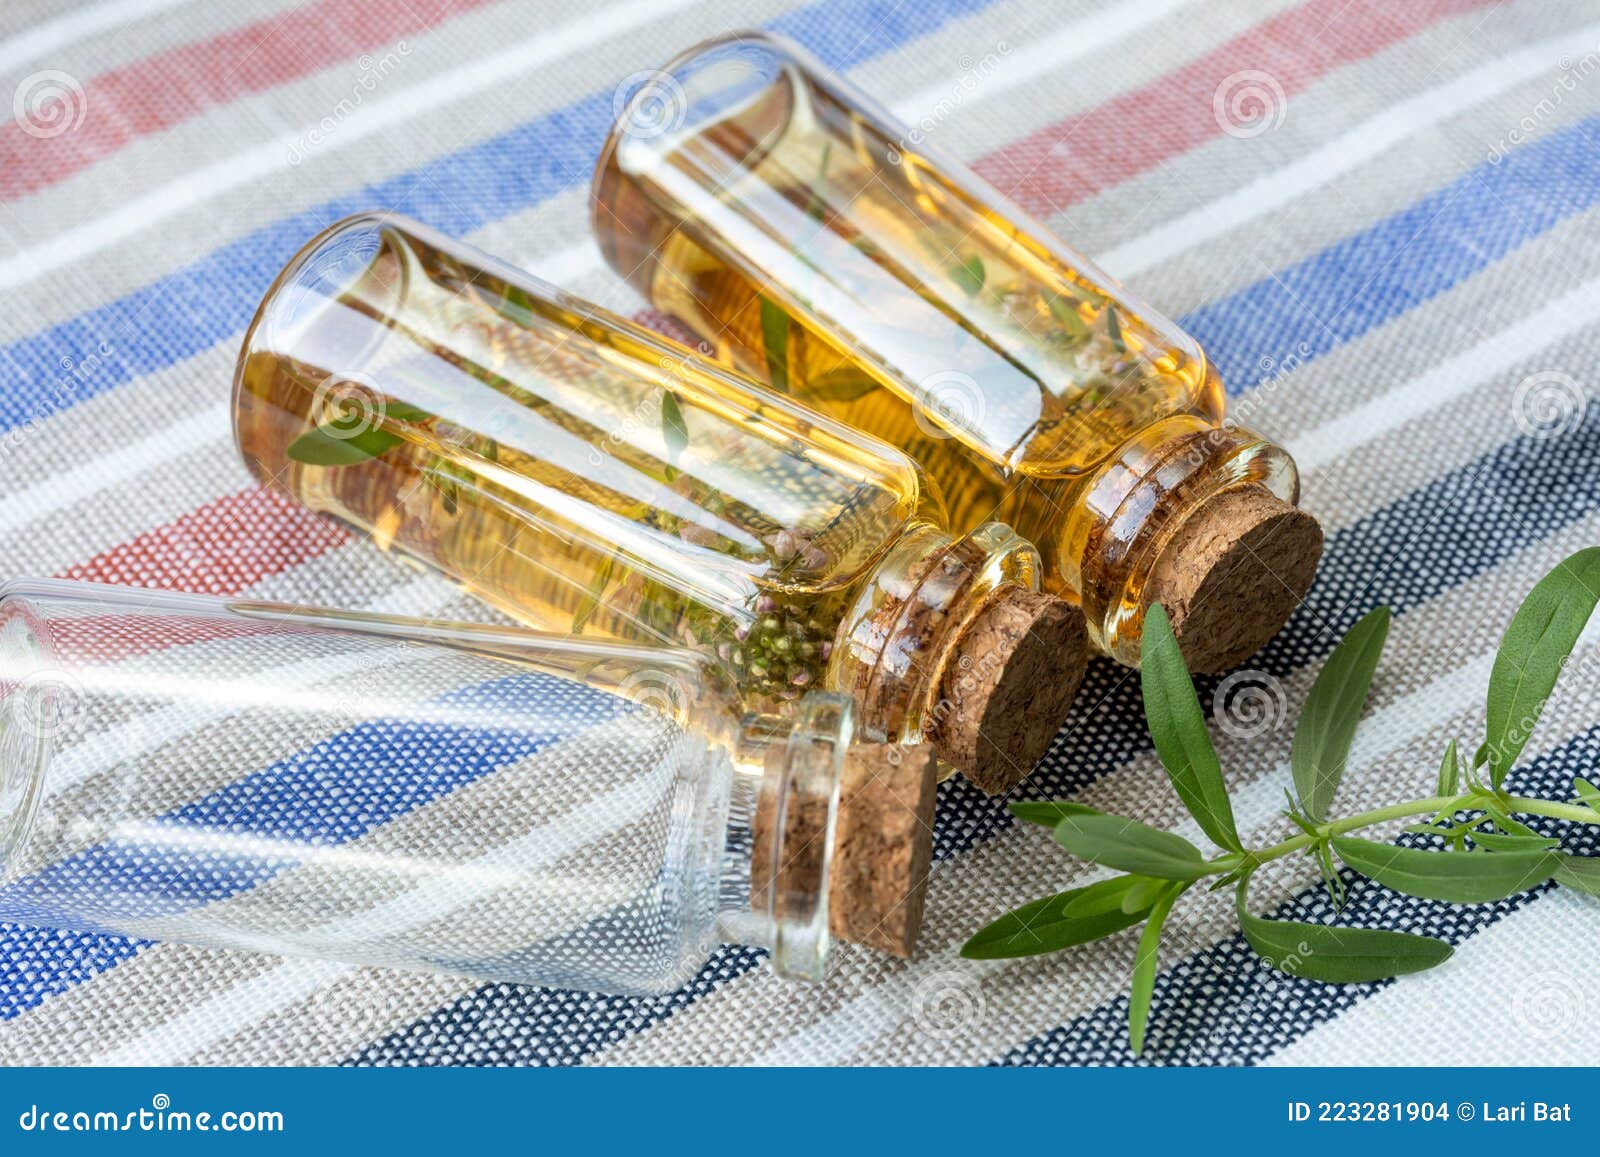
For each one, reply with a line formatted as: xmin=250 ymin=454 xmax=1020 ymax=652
xmin=0 ymin=608 xmax=55 ymax=885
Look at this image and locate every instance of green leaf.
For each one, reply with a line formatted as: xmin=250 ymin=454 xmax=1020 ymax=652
xmin=498 ymin=283 xmax=538 ymax=325
xmin=1121 ymin=875 xmax=1170 ymax=915
xmin=383 ymin=400 xmax=434 ymax=423
xmin=1404 ymin=822 xmax=1455 ymax=839
xmin=1129 ymin=882 xmax=1187 ymax=1054
xmin=1140 ymin=603 xmax=1241 ymax=852
xmin=1574 ymin=777 xmax=1600 ymax=813
xmin=285 ymin=424 xmax=402 ymax=467
xmin=1332 ymin=836 xmax=1556 ymax=903
xmin=758 ymin=296 xmax=790 ymax=393
xmin=425 ymin=470 xmax=459 ymax=515
xmin=1045 ymin=293 xmax=1090 ymax=342
xmin=570 ymin=554 xmax=616 ymax=635
xmin=1554 ymin=856 xmax=1600 ymax=898
xmin=1236 ymin=878 xmax=1452 ymax=983
xmin=1053 ymin=813 xmax=1210 ymax=880
xmin=1479 ymin=805 xmax=1541 ymax=840
xmin=949 ymin=255 xmax=986 ymax=296
xmin=1060 ymin=876 xmax=1147 ymax=920
xmin=1486 ymin=547 xmax=1600 ymax=787
xmin=660 ymin=390 xmax=688 ymax=463
xmin=1009 ymin=801 xmax=1097 ymax=828
xmin=804 ymin=368 xmax=879 ymax=403
xmin=1435 ymin=739 xmax=1460 ymax=798
xmin=1105 ymin=304 xmax=1126 ymax=353
xmin=1468 ymin=830 xmax=1561 ymax=853
xmin=284 ymin=392 xmax=434 ymax=467
xmin=961 ymin=885 xmax=1150 ymax=960
xmin=1291 ymin=606 xmax=1391 ymax=820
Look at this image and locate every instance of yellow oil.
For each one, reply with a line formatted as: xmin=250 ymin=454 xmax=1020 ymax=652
xmin=595 ymin=62 xmax=1230 ymax=612
xmin=233 ymin=219 xmax=940 ymax=712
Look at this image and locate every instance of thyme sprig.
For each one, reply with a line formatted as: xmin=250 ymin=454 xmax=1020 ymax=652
xmin=964 ymin=548 xmax=1600 ymax=1055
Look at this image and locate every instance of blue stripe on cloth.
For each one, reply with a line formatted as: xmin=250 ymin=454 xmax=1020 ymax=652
xmin=1188 ymin=113 xmax=1600 ymax=390
xmin=994 ymin=728 xmax=1600 ymax=1066
xmin=376 ymin=394 xmax=1600 ymax=1067
xmin=0 ymin=0 xmax=1003 ymax=436
xmin=345 ymin=945 xmax=767 ymax=1067
xmin=0 ymin=672 xmax=618 ymax=1019
xmin=337 ymin=219 xmax=1600 ymax=1068
xmin=10 ymin=18 xmax=1599 ymax=1061
xmin=946 ymin=401 xmax=1600 ymax=852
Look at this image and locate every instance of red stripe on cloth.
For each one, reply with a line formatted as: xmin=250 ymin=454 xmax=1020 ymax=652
xmin=38 ymin=611 xmax=338 ymax=666
xmin=56 ymin=487 xmax=349 ymax=595
xmin=978 ymin=0 xmax=1495 ymax=216
xmin=0 ymin=0 xmax=502 ymax=203
xmin=25 ymin=0 xmax=1487 ymax=615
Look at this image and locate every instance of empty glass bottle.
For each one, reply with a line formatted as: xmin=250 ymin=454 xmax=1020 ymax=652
xmin=592 ymin=32 xmax=1323 ymax=673
xmin=0 ymin=579 xmax=936 ymax=994
xmin=232 ymin=212 xmax=1086 ymax=794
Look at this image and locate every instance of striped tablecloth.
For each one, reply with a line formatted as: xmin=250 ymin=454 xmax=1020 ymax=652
xmin=3 ymin=0 xmax=1598 ymax=1066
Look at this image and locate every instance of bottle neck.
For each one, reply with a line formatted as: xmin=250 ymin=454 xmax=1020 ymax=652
xmin=714 ymin=693 xmax=853 ymax=981
xmin=1063 ymin=416 xmax=1300 ymax=666
xmin=827 ymin=522 xmax=1040 ymax=752
xmin=718 ymin=693 xmax=937 ymax=970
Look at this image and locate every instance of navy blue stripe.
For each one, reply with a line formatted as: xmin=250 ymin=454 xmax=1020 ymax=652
xmin=345 ymin=945 xmax=768 ymax=1067
xmin=996 ymin=727 xmax=1600 ymax=1066
xmin=341 ymin=272 xmax=1600 ymax=1068
xmin=0 ymin=0 xmax=1003 ymax=436
xmin=966 ymin=401 xmax=1600 ymax=846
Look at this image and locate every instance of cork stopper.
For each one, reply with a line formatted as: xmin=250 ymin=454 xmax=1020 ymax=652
xmin=1145 ymin=485 xmax=1323 ymax=674
xmin=751 ymin=742 xmax=937 ymax=959
xmin=927 ymin=587 xmax=1088 ymax=795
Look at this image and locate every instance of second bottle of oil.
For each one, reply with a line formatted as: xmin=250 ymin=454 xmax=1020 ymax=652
xmin=592 ymin=32 xmax=1324 ymax=673
xmin=232 ymin=212 xmax=1086 ymax=793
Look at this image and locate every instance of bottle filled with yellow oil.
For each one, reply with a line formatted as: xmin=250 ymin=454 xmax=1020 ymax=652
xmin=592 ymin=32 xmax=1322 ymax=673
xmin=232 ymin=212 xmax=1086 ymax=793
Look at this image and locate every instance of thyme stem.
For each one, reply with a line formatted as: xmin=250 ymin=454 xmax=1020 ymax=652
xmin=1210 ymin=792 xmax=1600 ymax=877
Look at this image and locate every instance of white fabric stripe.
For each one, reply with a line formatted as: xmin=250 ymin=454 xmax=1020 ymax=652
xmin=531 ymin=10 xmax=1595 ymax=347
xmin=918 ymin=0 xmax=1194 ymax=108
xmin=116 ymin=719 xmax=679 ymax=957
xmin=0 ymin=0 xmax=1204 ymax=534
xmin=86 ymin=716 xmax=681 ymax=1066
xmin=0 ymin=405 xmax=228 ymax=537
xmin=85 ymin=957 xmax=349 ymax=1068
xmin=1292 ymin=272 xmax=1600 ymax=474
xmin=532 ymin=0 xmax=1204 ymax=286
xmin=0 ymin=0 xmax=190 ymax=74
xmin=0 ymin=0 xmax=1197 ymax=296
xmin=43 ymin=592 xmax=454 ymax=809
xmin=1263 ymin=887 xmax=1600 ymax=1066
xmin=43 ymin=627 xmax=436 ymax=800
xmin=1096 ymin=21 xmax=1600 ymax=278
xmin=0 ymin=0 xmax=707 ymax=293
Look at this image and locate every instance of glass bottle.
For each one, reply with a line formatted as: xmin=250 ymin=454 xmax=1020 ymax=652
xmin=0 ymin=579 xmax=937 ymax=994
xmin=592 ymin=32 xmax=1324 ymax=673
xmin=232 ymin=212 xmax=1086 ymax=794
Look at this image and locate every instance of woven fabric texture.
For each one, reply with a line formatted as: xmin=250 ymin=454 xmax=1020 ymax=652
xmin=3 ymin=0 xmax=1600 ymax=1066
